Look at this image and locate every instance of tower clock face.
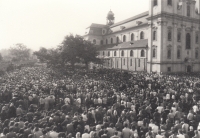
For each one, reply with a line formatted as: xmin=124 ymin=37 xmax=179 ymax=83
xmin=102 ymin=29 xmax=107 ymax=35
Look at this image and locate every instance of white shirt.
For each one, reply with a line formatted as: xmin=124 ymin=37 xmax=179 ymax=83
xmin=177 ymin=134 xmax=185 ymax=138
xmin=82 ymin=133 xmax=91 ymax=138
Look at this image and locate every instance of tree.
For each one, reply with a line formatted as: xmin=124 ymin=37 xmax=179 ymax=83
xmin=0 ymin=53 xmax=3 ymax=61
xmin=60 ymin=34 xmax=83 ymax=69
xmin=78 ymin=40 xmax=100 ymax=69
xmin=33 ymin=47 xmax=49 ymax=63
xmin=9 ymin=43 xmax=31 ymax=61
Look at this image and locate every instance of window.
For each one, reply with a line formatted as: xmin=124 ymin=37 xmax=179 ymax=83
xmin=111 ymin=38 xmax=113 ymax=44
xmin=106 ymin=39 xmax=108 ymax=44
xmin=153 ymin=31 xmax=157 ymax=41
xmin=187 ymin=5 xmax=190 ymax=17
xmin=177 ymin=32 xmax=181 ymax=42
xmin=177 ymin=49 xmax=181 ymax=59
xmin=138 ymin=59 xmax=140 ymax=67
xmin=93 ymin=39 xmax=96 ymax=44
xmin=130 ymin=50 xmax=133 ymax=57
xmin=154 ymin=0 xmax=157 ymax=6
xmin=123 ymin=35 xmax=126 ymax=42
xmin=141 ymin=50 xmax=145 ymax=57
xmin=130 ymin=59 xmax=132 ymax=66
xmin=167 ymin=0 xmax=172 ymax=5
xmin=103 ymin=51 xmax=105 ymax=56
xmin=168 ymin=31 xmax=172 ymax=41
xmin=121 ymin=50 xmax=124 ymax=56
xmin=196 ymin=50 xmax=199 ymax=59
xmin=186 ymin=33 xmax=191 ymax=49
xmin=100 ymin=40 xmax=103 ymax=45
xmin=140 ymin=31 xmax=144 ymax=39
xmin=196 ymin=34 xmax=199 ymax=44
xmin=167 ymin=67 xmax=171 ymax=72
xmin=131 ymin=33 xmax=134 ymax=41
xmin=108 ymin=51 xmax=110 ymax=56
xmin=123 ymin=59 xmax=125 ymax=65
xmin=116 ymin=37 xmax=119 ymax=43
xmin=167 ymin=49 xmax=171 ymax=59
xmin=152 ymin=49 xmax=156 ymax=58
xmin=114 ymin=51 xmax=116 ymax=56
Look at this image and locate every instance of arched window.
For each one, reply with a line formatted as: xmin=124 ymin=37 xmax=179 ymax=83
xmin=140 ymin=31 xmax=144 ymax=39
xmin=100 ymin=40 xmax=103 ymax=45
xmin=195 ymin=50 xmax=199 ymax=59
xmin=111 ymin=38 xmax=113 ymax=44
xmin=103 ymin=51 xmax=105 ymax=56
xmin=168 ymin=31 xmax=172 ymax=41
xmin=186 ymin=33 xmax=191 ymax=49
xmin=196 ymin=34 xmax=199 ymax=44
xmin=131 ymin=33 xmax=134 ymax=41
xmin=153 ymin=31 xmax=157 ymax=41
xmin=152 ymin=49 xmax=156 ymax=58
xmin=168 ymin=0 xmax=172 ymax=5
xmin=93 ymin=39 xmax=96 ymax=44
xmin=116 ymin=37 xmax=119 ymax=43
xmin=167 ymin=49 xmax=171 ymax=59
xmin=177 ymin=32 xmax=181 ymax=42
xmin=130 ymin=50 xmax=133 ymax=57
xmin=106 ymin=39 xmax=108 ymax=44
xmin=114 ymin=51 xmax=116 ymax=56
xmin=123 ymin=35 xmax=126 ymax=42
xmin=177 ymin=49 xmax=181 ymax=59
xmin=123 ymin=59 xmax=125 ymax=65
xmin=130 ymin=59 xmax=132 ymax=66
xmin=141 ymin=49 xmax=145 ymax=57
xmin=108 ymin=51 xmax=110 ymax=56
xmin=187 ymin=5 xmax=190 ymax=17
xmin=121 ymin=50 xmax=124 ymax=56
xmin=154 ymin=0 xmax=157 ymax=6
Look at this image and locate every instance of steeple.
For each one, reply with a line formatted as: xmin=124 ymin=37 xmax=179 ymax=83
xmin=107 ymin=10 xmax=115 ymax=26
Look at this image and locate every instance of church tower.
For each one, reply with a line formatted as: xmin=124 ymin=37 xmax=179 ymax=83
xmin=147 ymin=0 xmax=200 ymax=73
xmin=107 ymin=10 xmax=115 ymax=26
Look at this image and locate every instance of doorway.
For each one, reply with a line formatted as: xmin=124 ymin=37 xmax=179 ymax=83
xmin=186 ymin=65 xmax=192 ymax=73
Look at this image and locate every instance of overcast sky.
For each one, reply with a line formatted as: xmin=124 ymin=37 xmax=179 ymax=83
xmin=0 ymin=0 xmax=199 ymax=51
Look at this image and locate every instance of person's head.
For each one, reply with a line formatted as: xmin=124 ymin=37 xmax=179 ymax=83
xmin=9 ymin=127 xmax=13 ymax=132
xmin=3 ymin=127 xmax=8 ymax=135
xmin=114 ymin=131 xmax=118 ymax=135
xmin=19 ymin=128 xmax=24 ymax=134
xmin=42 ymin=129 xmax=47 ymax=135
xmin=189 ymin=126 xmax=193 ymax=131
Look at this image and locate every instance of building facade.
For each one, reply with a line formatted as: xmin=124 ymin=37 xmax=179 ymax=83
xmin=84 ymin=0 xmax=200 ymax=73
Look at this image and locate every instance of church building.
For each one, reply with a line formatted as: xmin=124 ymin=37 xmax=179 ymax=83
xmin=84 ymin=0 xmax=200 ymax=73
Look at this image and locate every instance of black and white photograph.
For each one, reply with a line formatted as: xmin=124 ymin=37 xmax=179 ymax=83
xmin=1 ymin=0 xmax=200 ymax=138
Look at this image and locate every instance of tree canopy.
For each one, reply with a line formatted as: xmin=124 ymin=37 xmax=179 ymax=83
xmin=34 ymin=34 xmax=100 ymax=69
xmin=9 ymin=43 xmax=31 ymax=62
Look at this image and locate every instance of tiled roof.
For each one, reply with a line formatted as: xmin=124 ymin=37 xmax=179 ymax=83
xmin=108 ymin=39 xmax=148 ymax=50
xmin=96 ymin=44 xmax=116 ymax=51
xmin=110 ymin=11 xmax=149 ymax=28
xmin=87 ymin=23 xmax=108 ymax=29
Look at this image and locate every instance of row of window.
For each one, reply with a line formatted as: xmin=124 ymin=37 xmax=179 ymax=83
xmin=101 ymin=48 xmax=199 ymax=59
xmin=102 ymin=50 xmax=145 ymax=57
xmin=154 ymin=0 xmax=172 ymax=6
xmin=154 ymin=0 xmax=191 ymax=17
xmin=166 ymin=49 xmax=199 ymax=59
xmin=96 ymin=31 xmax=145 ymax=45
xmin=115 ymin=59 xmax=142 ymax=67
xmin=167 ymin=32 xmax=199 ymax=49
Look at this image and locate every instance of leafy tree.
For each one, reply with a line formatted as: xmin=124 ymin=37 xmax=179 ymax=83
xmin=33 ymin=47 xmax=49 ymax=63
xmin=60 ymin=34 xmax=83 ymax=69
xmin=9 ymin=43 xmax=30 ymax=61
xmin=78 ymin=40 xmax=100 ymax=69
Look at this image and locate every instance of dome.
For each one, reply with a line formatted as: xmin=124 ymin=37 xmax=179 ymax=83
xmin=107 ymin=10 xmax=114 ymax=16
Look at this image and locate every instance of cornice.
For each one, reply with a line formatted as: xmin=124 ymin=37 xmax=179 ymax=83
xmin=147 ymin=12 xmax=200 ymax=24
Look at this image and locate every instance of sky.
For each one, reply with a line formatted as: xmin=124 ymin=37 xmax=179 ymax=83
xmin=0 ymin=0 xmax=199 ymax=51
xmin=0 ymin=0 xmax=149 ymax=51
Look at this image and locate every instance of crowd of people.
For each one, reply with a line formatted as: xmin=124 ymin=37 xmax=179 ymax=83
xmin=0 ymin=65 xmax=200 ymax=138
